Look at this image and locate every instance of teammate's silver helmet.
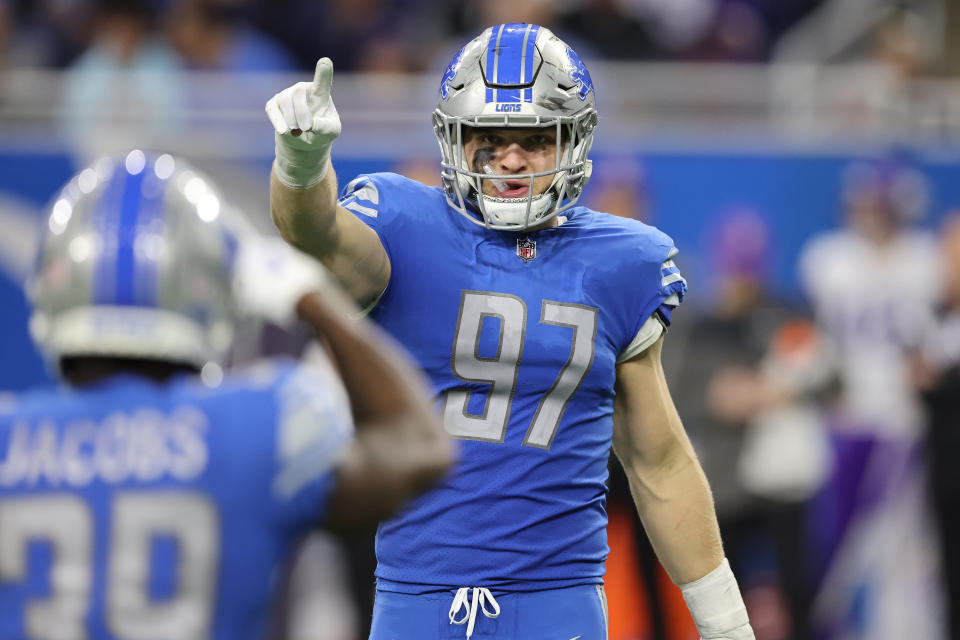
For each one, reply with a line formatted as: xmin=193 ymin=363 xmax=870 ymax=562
xmin=433 ymin=23 xmax=598 ymax=231
xmin=29 ymin=150 xmax=238 ymax=370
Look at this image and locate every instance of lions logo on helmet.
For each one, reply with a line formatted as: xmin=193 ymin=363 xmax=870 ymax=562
xmin=566 ymin=47 xmax=594 ymax=102
xmin=433 ymin=24 xmax=598 ymax=232
xmin=440 ymin=46 xmax=466 ymax=101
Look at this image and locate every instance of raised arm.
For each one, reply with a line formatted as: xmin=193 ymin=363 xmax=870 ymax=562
xmin=234 ymin=235 xmax=453 ymax=531
xmin=295 ymin=284 xmax=454 ymax=530
xmin=266 ymin=58 xmax=391 ymax=308
xmin=613 ymin=336 xmax=754 ymax=640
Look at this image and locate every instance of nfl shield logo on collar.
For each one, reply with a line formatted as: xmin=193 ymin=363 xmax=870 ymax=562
xmin=516 ymin=237 xmax=536 ymax=262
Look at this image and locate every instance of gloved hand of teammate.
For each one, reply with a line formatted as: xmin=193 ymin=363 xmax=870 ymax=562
xmin=233 ymin=235 xmax=329 ymax=327
xmin=265 ymin=57 xmax=342 ymax=189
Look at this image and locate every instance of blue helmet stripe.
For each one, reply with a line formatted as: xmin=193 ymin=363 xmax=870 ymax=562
xmin=484 ymin=24 xmax=503 ymax=103
xmin=131 ymin=173 xmax=168 ymax=306
xmin=91 ymin=166 xmax=128 ymax=304
xmin=522 ymin=24 xmax=540 ymax=102
xmin=113 ymin=168 xmax=147 ymax=305
xmin=494 ymin=23 xmax=526 ymax=104
xmin=495 ymin=24 xmax=527 ymax=85
xmin=485 ymin=24 xmax=539 ymax=104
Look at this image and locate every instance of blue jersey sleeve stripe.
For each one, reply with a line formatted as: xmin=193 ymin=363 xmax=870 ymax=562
xmin=340 ymin=193 xmax=377 ymax=208
xmin=656 ymin=303 xmax=673 ymax=326
xmin=661 ymin=272 xmax=686 ymax=287
xmin=339 ymin=178 xmax=381 ymax=218
xmin=661 ymin=278 xmax=687 ymax=302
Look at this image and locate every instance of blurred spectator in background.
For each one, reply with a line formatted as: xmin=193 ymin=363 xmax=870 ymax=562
xmin=665 ymin=208 xmax=827 ymax=640
xmin=581 ymin=154 xmax=650 ymax=222
xmin=914 ymin=212 xmax=960 ymax=640
xmin=164 ymin=0 xmax=296 ymax=72
xmin=0 ymin=0 xmax=9 ymax=71
xmin=13 ymin=0 xmax=949 ymax=74
xmin=797 ymin=155 xmax=944 ymax=640
xmin=774 ymin=0 xmax=944 ymax=65
xmin=249 ymin=0 xmax=424 ymax=72
xmin=5 ymin=0 xmax=94 ymax=67
xmin=60 ymin=0 xmax=187 ymax=159
xmin=945 ymin=0 xmax=960 ymax=75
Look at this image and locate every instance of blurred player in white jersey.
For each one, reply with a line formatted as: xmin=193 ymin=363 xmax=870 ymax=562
xmin=798 ymin=156 xmax=944 ymax=640
xmin=799 ymin=158 xmax=940 ymax=435
xmin=266 ymin=23 xmax=755 ymax=640
xmin=0 ymin=150 xmax=453 ymax=640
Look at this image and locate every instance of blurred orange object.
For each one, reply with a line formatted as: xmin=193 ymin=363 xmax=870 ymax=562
xmin=606 ymin=503 xmax=699 ymax=640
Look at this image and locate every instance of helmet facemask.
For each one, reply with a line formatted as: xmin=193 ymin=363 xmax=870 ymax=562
xmin=434 ymin=110 xmax=596 ymax=231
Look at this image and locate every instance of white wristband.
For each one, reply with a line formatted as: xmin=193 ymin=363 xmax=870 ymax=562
xmin=679 ymin=558 xmax=755 ymax=639
xmin=273 ymin=134 xmax=331 ymax=189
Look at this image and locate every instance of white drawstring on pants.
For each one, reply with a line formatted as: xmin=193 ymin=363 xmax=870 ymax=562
xmin=449 ymin=587 xmax=501 ymax=638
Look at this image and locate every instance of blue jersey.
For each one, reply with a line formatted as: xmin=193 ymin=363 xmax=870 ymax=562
xmin=339 ymin=173 xmax=686 ymax=592
xmin=0 ymin=357 xmax=353 ymax=640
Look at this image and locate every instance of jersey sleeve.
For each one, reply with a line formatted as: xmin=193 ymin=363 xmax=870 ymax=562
xmin=337 ymin=173 xmax=404 ymax=291
xmin=616 ymin=241 xmax=688 ymax=363
xmin=339 ymin=175 xmax=384 ymax=229
xmin=270 ymin=354 xmax=354 ymax=531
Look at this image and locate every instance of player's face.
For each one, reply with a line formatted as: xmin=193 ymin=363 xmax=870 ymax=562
xmin=463 ymin=127 xmax=559 ymax=199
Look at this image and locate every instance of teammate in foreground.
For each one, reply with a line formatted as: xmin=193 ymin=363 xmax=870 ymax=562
xmin=267 ymin=24 xmax=755 ymax=640
xmin=0 ymin=151 xmax=453 ymax=639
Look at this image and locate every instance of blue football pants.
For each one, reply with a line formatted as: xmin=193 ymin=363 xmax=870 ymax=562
xmin=368 ymin=583 xmax=608 ymax=640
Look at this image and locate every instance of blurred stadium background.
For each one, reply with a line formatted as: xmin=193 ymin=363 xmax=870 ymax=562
xmin=1 ymin=0 xmax=959 ymax=639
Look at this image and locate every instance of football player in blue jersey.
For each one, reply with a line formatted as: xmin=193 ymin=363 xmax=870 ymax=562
xmin=0 ymin=151 xmax=453 ymax=640
xmin=266 ymin=23 xmax=756 ymax=640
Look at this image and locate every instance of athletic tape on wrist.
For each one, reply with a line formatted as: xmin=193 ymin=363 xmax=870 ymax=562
xmin=679 ymin=558 xmax=750 ymax=637
xmin=273 ymin=135 xmax=331 ymax=189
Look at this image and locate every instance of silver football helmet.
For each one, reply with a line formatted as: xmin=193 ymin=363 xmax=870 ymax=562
xmin=433 ymin=23 xmax=598 ymax=231
xmin=29 ymin=150 xmax=238 ymax=370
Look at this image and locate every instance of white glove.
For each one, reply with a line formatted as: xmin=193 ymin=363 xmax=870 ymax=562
xmin=679 ymin=558 xmax=756 ymax=640
xmin=265 ymin=57 xmax=342 ymax=189
xmin=233 ymin=235 xmax=329 ymax=327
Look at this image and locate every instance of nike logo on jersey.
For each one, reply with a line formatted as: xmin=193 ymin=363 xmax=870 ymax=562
xmin=569 ymin=636 xmax=582 ymax=640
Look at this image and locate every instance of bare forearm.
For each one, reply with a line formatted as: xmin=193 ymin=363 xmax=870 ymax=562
xmin=270 ymin=166 xmax=340 ymax=258
xmin=295 ymin=288 xmax=433 ymax=424
xmin=270 ymin=167 xmax=389 ymax=307
xmin=614 ymin=342 xmax=725 ymax=585
xmin=297 ymin=289 xmax=452 ymax=528
xmin=622 ymin=444 xmax=725 ymax=585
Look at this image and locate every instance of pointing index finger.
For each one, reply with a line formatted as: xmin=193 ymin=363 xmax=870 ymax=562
xmin=311 ymin=57 xmax=334 ymax=100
